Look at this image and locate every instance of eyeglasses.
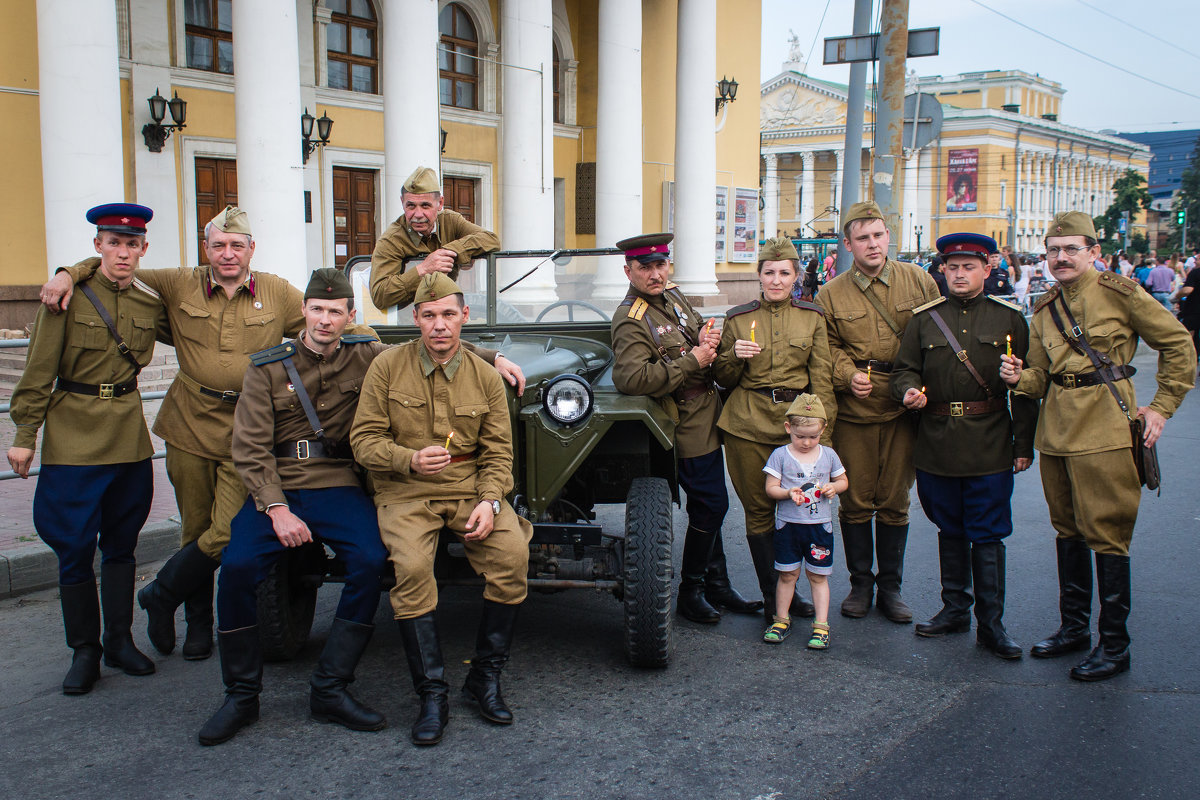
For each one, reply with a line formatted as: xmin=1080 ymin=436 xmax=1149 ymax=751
xmin=1045 ymin=245 xmax=1093 ymax=258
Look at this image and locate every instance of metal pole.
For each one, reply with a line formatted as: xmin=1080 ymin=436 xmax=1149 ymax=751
xmin=873 ymin=0 xmax=910 ymax=260
xmin=836 ymin=0 xmax=872 ymax=267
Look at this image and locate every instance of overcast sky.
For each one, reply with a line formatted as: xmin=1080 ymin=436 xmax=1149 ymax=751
xmin=760 ymin=0 xmax=1200 ymax=135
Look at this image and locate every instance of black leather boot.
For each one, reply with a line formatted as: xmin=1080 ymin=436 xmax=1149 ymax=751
xmin=199 ymin=626 xmax=263 ymax=745
xmin=100 ymin=562 xmax=155 ymax=676
xmin=137 ymin=542 xmax=220 ymax=656
xmin=839 ymin=520 xmax=875 ymax=618
xmin=677 ymin=526 xmax=720 ymax=623
xmin=463 ymin=600 xmax=520 ymax=725
xmin=875 ymin=522 xmax=913 ymax=623
xmin=1070 ymin=553 xmax=1131 ymax=682
xmin=182 ymin=577 xmax=214 ymax=661
xmin=971 ymin=542 xmax=1022 ymax=659
xmin=59 ymin=580 xmax=102 ymax=695
xmin=309 ymin=618 xmax=387 ymax=731
xmin=703 ymin=533 xmax=763 ymax=615
xmin=1031 ymin=538 xmax=1093 ymax=658
xmin=396 ymin=612 xmax=449 ymax=746
xmin=916 ymin=534 xmax=973 ymax=637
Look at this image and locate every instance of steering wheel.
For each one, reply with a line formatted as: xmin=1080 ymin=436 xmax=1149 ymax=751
xmin=534 ymin=300 xmax=611 ymax=323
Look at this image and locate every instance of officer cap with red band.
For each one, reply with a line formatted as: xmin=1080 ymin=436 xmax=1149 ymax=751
xmin=86 ymin=203 xmax=154 ymax=236
xmin=936 ymin=232 xmax=997 ymax=262
xmin=616 ymin=233 xmax=673 ymax=263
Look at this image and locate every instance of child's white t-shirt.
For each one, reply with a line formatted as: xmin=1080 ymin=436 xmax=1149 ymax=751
xmin=763 ymin=444 xmax=845 ymax=528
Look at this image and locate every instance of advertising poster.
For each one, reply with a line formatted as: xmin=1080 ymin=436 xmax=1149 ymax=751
xmin=731 ymin=188 xmax=759 ymax=263
xmin=946 ymin=148 xmax=978 ymax=212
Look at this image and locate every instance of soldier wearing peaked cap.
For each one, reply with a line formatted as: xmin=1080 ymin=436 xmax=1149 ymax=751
xmin=9 ymin=203 xmax=163 ymax=694
xmin=610 ymin=233 xmax=760 ymax=624
xmin=815 ymin=201 xmax=942 ymax=624
xmin=713 ymin=236 xmax=837 ymax=626
xmin=1001 ymin=211 xmax=1195 ymax=681
xmin=369 ymin=165 xmax=501 ymax=311
xmin=891 ymin=231 xmax=1039 ymax=659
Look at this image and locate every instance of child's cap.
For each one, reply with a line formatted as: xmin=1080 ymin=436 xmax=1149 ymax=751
xmin=786 ymin=393 xmax=827 ymax=421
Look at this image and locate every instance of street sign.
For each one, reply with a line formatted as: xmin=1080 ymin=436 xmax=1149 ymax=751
xmin=1118 ymin=216 xmax=1127 ymax=234
xmin=903 ymin=92 xmax=943 ymax=151
xmin=823 ymin=27 xmax=940 ymax=65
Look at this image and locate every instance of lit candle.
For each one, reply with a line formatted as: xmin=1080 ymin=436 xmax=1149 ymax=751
xmin=706 ymin=318 xmax=714 ymax=335
xmin=444 ymin=431 xmax=455 ymax=450
xmin=919 ymin=386 xmax=926 ymax=395
xmin=1006 ymin=334 xmax=1012 ymax=357
xmin=750 ymin=320 xmax=756 ymax=344
xmin=867 ymin=364 xmax=872 ymax=381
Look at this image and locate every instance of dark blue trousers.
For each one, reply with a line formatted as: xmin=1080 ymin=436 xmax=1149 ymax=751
xmin=678 ymin=449 xmax=730 ymax=534
xmin=916 ymin=469 xmax=1014 ymax=545
xmin=217 ymin=485 xmax=387 ymax=630
xmin=33 ymin=461 xmax=152 ymax=586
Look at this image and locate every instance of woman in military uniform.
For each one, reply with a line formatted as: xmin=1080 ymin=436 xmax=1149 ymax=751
xmin=713 ymin=237 xmax=837 ymax=624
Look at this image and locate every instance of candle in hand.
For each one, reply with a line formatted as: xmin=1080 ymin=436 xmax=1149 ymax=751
xmin=444 ymin=431 xmax=455 ymax=450
xmin=750 ymin=320 xmax=756 ymax=344
xmin=1006 ymin=334 xmax=1012 ymax=357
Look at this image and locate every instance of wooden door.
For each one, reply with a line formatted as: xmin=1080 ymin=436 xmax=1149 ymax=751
xmin=332 ymin=167 xmax=378 ymax=268
xmin=194 ymin=157 xmax=238 ymax=265
xmin=443 ymin=176 xmax=477 ymax=223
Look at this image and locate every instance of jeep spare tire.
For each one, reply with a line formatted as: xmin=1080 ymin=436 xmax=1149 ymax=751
xmin=622 ymin=477 xmax=674 ymax=668
xmin=256 ymin=543 xmax=321 ymax=661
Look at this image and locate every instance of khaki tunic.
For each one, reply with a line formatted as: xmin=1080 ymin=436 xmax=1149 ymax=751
xmin=610 ymin=285 xmax=721 ymax=459
xmin=1013 ymin=268 xmax=1195 ymax=555
xmin=11 ymin=265 xmax=164 ymax=465
xmin=369 ymin=210 xmax=500 ymax=310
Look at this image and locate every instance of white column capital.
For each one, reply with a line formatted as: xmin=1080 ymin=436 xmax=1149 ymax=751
xmin=801 ymin=150 xmax=815 ymax=168
xmin=764 ymin=152 xmax=778 ymax=168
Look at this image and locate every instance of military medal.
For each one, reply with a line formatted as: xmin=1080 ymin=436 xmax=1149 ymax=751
xmin=672 ymin=304 xmax=689 ymax=326
xmin=286 ymin=383 xmax=295 ymax=393
xmin=254 ymin=301 xmax=262 ymax=309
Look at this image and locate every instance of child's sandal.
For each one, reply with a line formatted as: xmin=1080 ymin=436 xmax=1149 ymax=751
xmin=807 ymin=622 xmax=831 ymax=650
xmin=763 ymin=616 xmax=792 ymax=644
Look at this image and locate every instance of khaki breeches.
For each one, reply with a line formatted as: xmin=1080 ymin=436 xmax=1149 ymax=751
xmin=723 ymin=434 xmax=778 ymax=539
xmin=832 ymin=416 xmax=917 ymax=526
xmin=165 ymin=444 xmax=245 ymax=560
xmin=1039 ymin=449 xmax=1141 ymax=556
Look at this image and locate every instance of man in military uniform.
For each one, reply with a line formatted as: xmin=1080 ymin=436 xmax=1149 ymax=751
xmin=1001 ymin=211 xmax=1195 ymax=681
xmin=983 ymin=250 xmax=1013 ymax=296
xmin=351 ymin=273 xmax=532 ymax=747
xmin=610 ymin=233 xmax=760 ymax=624
xmin=816 ymin=201 xmax=941 ymax=622
xmin=9 ymin=203 xmax=160 ymax=693
xmin=369 ymin=166 xmax=501 ymax=310
xmin=198 ymin=269 xmax=389 ymax=745
xmin=891 ymin=233 xmax=1039 ymax=659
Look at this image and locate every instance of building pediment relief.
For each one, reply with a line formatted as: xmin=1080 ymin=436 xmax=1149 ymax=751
xmin=761 ymin=85 xmax=845 ymax=130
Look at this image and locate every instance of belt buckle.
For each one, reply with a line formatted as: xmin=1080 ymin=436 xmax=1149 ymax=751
xmin=220 ymin=390 xmax=239 ymax=405
xmin=771 ymin=388 xmax=786 ymax=404
xmin=950 ymin=401 xmax=964 ymax=417
xmin=1063 ymin=373 xmax=1077 ymax=389
xmin=296 ymin=440 xmax=310 ymax=460
xmin=99 ymin=383 xmax=114 ymax=400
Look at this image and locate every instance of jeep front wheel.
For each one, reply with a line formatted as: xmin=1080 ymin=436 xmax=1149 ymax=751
xmin=622 ymin=477 xmax=674 ymax=668
xmin=256 ymin=543 xmax=321 ymax=662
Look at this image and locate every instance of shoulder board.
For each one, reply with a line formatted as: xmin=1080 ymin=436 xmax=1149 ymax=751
xmin=725 ymin=300 xmax=760 ymax=319
xmin=339 ymin=334 xmax=377 ymax=344
xmin=1032 ymin=284 xmax=1061 ymax=314
xmin=626 ymin=297 xmax=649 ymax=320
xmin=790 ymin=299 xmax=825 ymax=314
xmin=1098 ymin=271 xmax=1136 ymax=295
xmin=912 ymin=296 xmax=947 ymax=314
xmin=665 ymin=282 xmax=679 ymax=290
xmin=130 ymin=277 xmax=160 ymax=300
xmin=986 ymin=294 xmax=1023 ymax=313
xmin=249 ymin=341 xmax=296 ymax=367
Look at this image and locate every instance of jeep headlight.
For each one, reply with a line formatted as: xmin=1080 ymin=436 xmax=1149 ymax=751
xmin=543 ymin=375 xmax=593 ymax=425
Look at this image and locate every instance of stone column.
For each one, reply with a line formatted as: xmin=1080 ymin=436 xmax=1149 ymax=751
xmin=671 ymin=0 xmax=719 ymax=297
xmin=800 ymin=151 xmax=815 ymax=237
xmin=500 ymin=0 xmax=557 ymax=303
xmin=763 ymin=153 xmax=780 ymax=239
xmin=37 ymin=0 xmax=125 ymax=274
xmin=593 ymin=0 xmax=643 ymax=302
xmin=231 ymin=0 xmax=308 ymax=286
xmin=383 ymin=0 xmax=440 ymax=223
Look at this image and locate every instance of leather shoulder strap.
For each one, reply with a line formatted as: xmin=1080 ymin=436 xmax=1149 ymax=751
xmin=927 ymin=308 xmax=993 ymax=397
xmin=858 ymin=281 xmax=903 ymax=337
xmin=281 ymin=357 xmax=329 ymax=444
xmin=79 ymin=283 xmax=142 ymax=377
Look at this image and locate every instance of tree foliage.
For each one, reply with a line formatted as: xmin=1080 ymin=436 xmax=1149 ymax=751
xmin=1094 ymin=168 xmax=1152 ymax=253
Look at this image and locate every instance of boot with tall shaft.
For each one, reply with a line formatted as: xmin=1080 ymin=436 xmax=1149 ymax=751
xmin=396 ymin=612 xmax=449 ymax=745
xmin=137 ymin=541 xmax=220 ymax=656
xmin=703 ymin=533 xmax=763 ymax=615
xmin=839 ymin=520 xmax=875 ymax=618
xmin=309 ymin=618 xmax=387 ymax=731
xmin=462 ymin=600 xmax=520 ymax=725
xmin=874 ymin=523 xmax=913 ymax=623
xmin=1031 ymin=538 xmax=1093 ymax=658
xmin=198 ymin=626 xmax=263 ymax=745
xmin=915 ymin=534 xmax=973 ymax=637
xmin=59 ymin=580 xmax=102 ymax=695
xmin=677 ymin=527 xmax=720 ymax=623
xmin=971 ymin=542 xmax=1022 ymax=659
xmin=100 ymin=562 xmax=155 ymax=676
xmin=1070 ymin=553 xmax=1131 ymax=681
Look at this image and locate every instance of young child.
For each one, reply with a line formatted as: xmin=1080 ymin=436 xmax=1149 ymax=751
xmin=762 ymin=394 xmax=848 ymax=648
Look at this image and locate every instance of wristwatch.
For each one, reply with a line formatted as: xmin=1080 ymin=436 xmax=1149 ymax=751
xmin=490 ymin=499 xmax=501 ymax=514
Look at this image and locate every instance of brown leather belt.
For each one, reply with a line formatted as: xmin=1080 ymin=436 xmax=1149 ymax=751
xmin=56 ymin=377 xmax=138 ymax=399
xmin=853 ymin=359 xmax=894 ymax=373
xmin=448 ymin=449 xmax=478 ymax=463
xmin=752 ymin=387 xmax=805 ymax=404
xmin=675 ymin=383 xmax=714 ymax=404
xmin=925 ymin=397 xmax=1008 ymax=417
xmin=1050 ymin=364 xmax=1136 ymax=389
xmin=273 ymin=439 xmax=353 ymax=460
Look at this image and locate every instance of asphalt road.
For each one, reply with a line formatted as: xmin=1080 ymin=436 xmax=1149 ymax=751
xmin=1 ymin=350 xmax=1198 ymax=800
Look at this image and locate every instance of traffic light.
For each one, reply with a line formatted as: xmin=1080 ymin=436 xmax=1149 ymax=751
xmin=1178 ymin=209 xmax=1187 ymax=226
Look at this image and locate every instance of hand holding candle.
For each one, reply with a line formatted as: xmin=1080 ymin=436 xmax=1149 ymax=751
xmin=1006 ymin=334 xmax=1012 ymax=358
xmin=750 ymin=320 xmax=756 ymax=344
xmin=443 ymin=431 xmax=455 ymax=450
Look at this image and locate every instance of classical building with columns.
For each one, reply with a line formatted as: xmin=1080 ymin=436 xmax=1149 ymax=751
xmin=1 ymin=0 xmax=764 ymax=327
xmin=760 ymin=61 xmax=1151 ymax=256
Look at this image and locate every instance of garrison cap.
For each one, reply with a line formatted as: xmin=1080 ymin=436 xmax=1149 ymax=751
xmin=87 ymin=203 xmax=153 ymax=236
xmin=785 ymin=392 xmax=828 ymax=422
xmin=403 ymin=166 xmax=442 ymax=195
xmin=842 ymin=200 xmax=886 ymax=236
xmin=936 ymin=232 xmax=997 ymax=262
xmin=760 ymin=237 xmax=799 ymax=262
xmin=617 ymin=233 xmax=673 ymax=263
xmin=209 ymin=205 xmax=252 ymax=236
xmin=414 ymin=272 xmax=463 ymax=305
xmin=304 ymin=268 xmax=354 ymax=301
xmin=1047 ymin=211 xmax=1097 ymax=240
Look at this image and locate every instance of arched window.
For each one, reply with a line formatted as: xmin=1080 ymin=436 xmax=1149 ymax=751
xmin=185 ymin=0 xmax=233 ymax=74
xmin=439 ymin=3 xmax=478 ymax=110
xmin=326 ymin=0 xmax=378 ymax=94
xmin=552 ymin=41 xmax=561 ymax=124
